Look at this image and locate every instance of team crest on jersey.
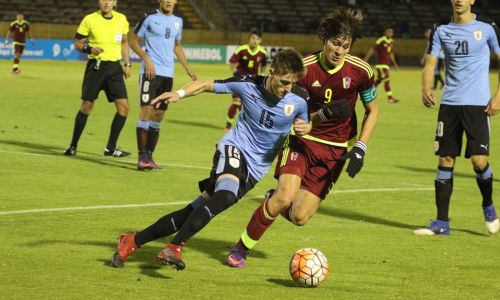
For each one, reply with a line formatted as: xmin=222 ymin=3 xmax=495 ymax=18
xmin=284 ymin=104 xmax=295 ymax=116
xmin=474 ymin=30 xmax=482 ymax=41
xmin=291 ymin=152 xmax=298 ymax=161
xmin=175 ymin=23 xmax=180 ymax=30
xmin=343 ymin=76 xmax=351 ymax=89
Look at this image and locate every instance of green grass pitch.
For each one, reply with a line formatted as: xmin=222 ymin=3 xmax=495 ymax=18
xmin=0 ymin=60 xmax=499 ymax=299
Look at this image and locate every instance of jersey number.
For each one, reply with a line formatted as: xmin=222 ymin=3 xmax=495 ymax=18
xmin=324 ymin=88 xmax=333 ymax=103
xmin=454 ymin=40 xmax=469 ymax=55
xmin=259 ymin=110 xmax=275 ymax=129
xmin=248 ymin=60 xmax=254 ymax=68
xmin=165 ymin=28 xmax=171 ymax=39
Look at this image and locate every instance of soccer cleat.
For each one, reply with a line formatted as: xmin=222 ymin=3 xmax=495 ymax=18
xmin=63 ymin=146 xmax=77 ymax=156
xmin=483 ymin=204 xmax=499 ymax=234
xmin=226 ymin=246 xmax=248 ymax=268
xmin=388 ymin=98 xmax=399 ymax=104
xmin=12 ymin=68 xmax=21 ymax=75
xmin=104 ymin=147 xmax=131 ymax=157
xmin=414 ymin=219 xmax=450 ymax=236
xmin=137 ymin=159 xmax=154 ymax=171
xmin=111 ymin=232 xmax=139 ymax=268
xmin=156 ymin=243 xmax=185 ymax=270
xmin=150 ymin=158 xmax=162 ymax=170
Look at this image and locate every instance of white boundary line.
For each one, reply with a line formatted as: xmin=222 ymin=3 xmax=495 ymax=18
xmin=0 ymin=187 xmax=433 ymax=216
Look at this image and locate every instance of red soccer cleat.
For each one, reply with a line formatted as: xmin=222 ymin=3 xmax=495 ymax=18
xmin=156 ymin=243 xmax=185 ymax=270
xmin=111 ymin=232 xmax=139 ymax=268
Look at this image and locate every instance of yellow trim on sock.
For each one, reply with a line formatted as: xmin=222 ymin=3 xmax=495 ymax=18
xmin=262 ymin=202 xmax=276 ymax=221
xmin=241 ymin=230 xmax=258 ymax=249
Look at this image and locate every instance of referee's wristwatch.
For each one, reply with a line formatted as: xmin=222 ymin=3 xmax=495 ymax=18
xmin=123 ymin=62 xmax=132 ymax=68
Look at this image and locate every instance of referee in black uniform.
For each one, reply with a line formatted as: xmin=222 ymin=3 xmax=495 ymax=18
xmin=64 ymin=0 xmax=132 ymax=157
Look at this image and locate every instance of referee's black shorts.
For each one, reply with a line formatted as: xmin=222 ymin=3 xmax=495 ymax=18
xmin=81 ymin=60 xmax=128 ymax=102
xmin=139 ymin=74 xmax=173 ymax=111
xmin=435 ymin=104 xmax=490 ymax=158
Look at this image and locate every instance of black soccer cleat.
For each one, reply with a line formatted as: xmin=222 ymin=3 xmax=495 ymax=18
xmin=156 ymin=244 xmax=186 ymax=270
xmin=63 ymin=146 xmax=77 ymax=156
xmin=104 ymin=147 xmax=131 ymax=157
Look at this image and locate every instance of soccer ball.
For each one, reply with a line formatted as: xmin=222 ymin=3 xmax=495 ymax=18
xmin=289 ymin=248 xmax=329 ymax=287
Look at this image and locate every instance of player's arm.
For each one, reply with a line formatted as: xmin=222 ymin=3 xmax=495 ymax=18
xmin=421 ymin=54 xmax=438 ymax=107
xmin=4 ymin=30 xmax=10 ymax=44
xmin=152 ymin=79 xmax=214 ymax=106
xmin=174 ymin=40 xmax=197 ymax=81
xmin=74 ymin=34 xmax=103 ymax=56
xmin=128 ymin=30 xmax=155 ymax=79
xmin=390 ymin=53 xmax=399 ymax=70
xmin=121 ymin=33 xmax=131 ymax=79
xmin=485 ymin=53 xmax=500 ymax=116
xmin=364 ymin=48 xmax=374 ymax=62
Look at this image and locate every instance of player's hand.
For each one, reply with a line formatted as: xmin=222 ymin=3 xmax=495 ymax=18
xmin=3 ymin=40 xmax=9 ymax=47
xmin=151 ymin=92 xmax=181 ymax=108
xmin=340 ymin=141 xmax=366 ymax=178
xmin=394 ymin=64 xmax=400 ymax=71
xmin=91 ymin=47 xmax=104 ymax=55
xmin=485 ymin=95 xmax=500 ymax=116
xmin=187 ymin=67 xmax=197 ymax=81
xmin=123 ymin=65 xmax=131 ymax=79
xmin=29 ymin=39 xmax=35 ymax=46
xmin=293 ymin=119 xmax=311 ymax=136
xmin=145 ymin=59 xmax=156 ymax=80
xmin=317 ymin=99 xmax=352 ymax=121
xmin=422 ymin=88 xmax=436 ymax=107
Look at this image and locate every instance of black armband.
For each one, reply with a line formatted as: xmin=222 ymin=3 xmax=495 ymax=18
xmin=82 ymin=45 xmax=93 ymax=54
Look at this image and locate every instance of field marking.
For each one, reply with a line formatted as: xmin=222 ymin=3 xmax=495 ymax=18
xmin=0 ymin=187 xmax=433 ymax=216
xmin=0 ymin=149 xmax=210 ymax=170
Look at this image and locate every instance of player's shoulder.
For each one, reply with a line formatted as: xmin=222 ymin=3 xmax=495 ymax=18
xmin=290 ymin=85 xmax=309 ymax=102
xmin=216 ymin=74 xmax=261 ymax=85
xmin=235 ymin=44 xmax=249 ymax=54
xmin=303 ymin=51 xmax=321 ymax=68
xmin=475 ymin=16 xmax=499 ymax=30
xmin=375 ymin=36 xmax=386 ymax=45
xmin=9 ymin=20 xmax=17 ymax=26
xmin=142 ymin=10 xmax=159 ymax=20
xmin=113 ymin=11 xmax=128 ymax=21
xmin=172 ymin=14 xmax=183 ymax=23
xmin=345 ymin=54 xmax=374 ymax=78
xmin=257 ymin=45 xmax=268 ymax=55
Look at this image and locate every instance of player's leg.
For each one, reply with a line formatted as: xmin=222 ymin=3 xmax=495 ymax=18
xmin=374 ymin=67 xmax=382 ymax=87
xmin=104 ymin=62 xmax=130 ymax=157
xmin=111 ymin=192 xmax=209 ymax=268
xmin=146 ymin=76 xmax=172 ymax=168
xmin=415 ymin=105 xmax=461 ymax=235
xmin=137 ymin=106 xmax=152 ymax=170
xmin=12 ymin=44 xmax=23 ymax=74
xmin=64 ymin=100 xmax=95 ymax=156
xmin=464 ymin=106 xmax=498 ymax=233
xmin=157 ymin=145 xmax=251 ymax=270
xmin=225 ymin=95 xmax=241 ymax=131
xmin=384 ymin=68 xmax=398 ymax=103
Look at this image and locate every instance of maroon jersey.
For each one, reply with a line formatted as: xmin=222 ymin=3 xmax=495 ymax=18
xmin=229 ymin=45 xmax=268 ymax=75
xmin=9 ymin=20 xmax=30 ymax=44
xmin=298 ymin=52 xmax=375 ymax=144
xmin=372 ymin=36 xmax=394 ymax=65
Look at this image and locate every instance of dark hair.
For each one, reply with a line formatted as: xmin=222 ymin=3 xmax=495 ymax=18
xmin=249 ymin=27 xmax=262 ymax=38
xmin=318 ymin=7 xmax=363 ymax=43
xmin=271 ymin=48 xmax=305 ymax=78
xmin=17 ymin=11 xmax=24 ymax=15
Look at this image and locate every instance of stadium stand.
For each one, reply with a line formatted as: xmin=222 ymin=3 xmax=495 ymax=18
xmin=0 ymin=0 xmax=209 ymax=29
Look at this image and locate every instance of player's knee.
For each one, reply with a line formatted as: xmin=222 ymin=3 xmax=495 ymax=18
xmin=80 ymin=101 xmax=94 ymax=114
xmin=471 ymin=156 xmax=488 ymax=171
xmin=273 ymin=192 xmax=295 ymax=211
xmin=291 ymin=212 xmax=311 ymax=227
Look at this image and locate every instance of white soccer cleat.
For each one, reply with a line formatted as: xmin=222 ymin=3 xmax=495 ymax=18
xmin=485 ymin=218 xmax=499 ymax=234
xmin=413 ymin=220 xmax=450 ymax=236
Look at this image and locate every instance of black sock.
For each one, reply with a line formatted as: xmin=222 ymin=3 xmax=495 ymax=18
xmin=171 ymin=190 xmax=237 ymax=245
xmin=475 ymin=165 xmax=493 ymax=207
xmin=435 ymin=178 xmax=453 ymax=221
xmin=136 ymin=127 xmax=148 ymax=153
xmin=146 ymin=127 xmax=160 ymax=153
xmin=70 ymin=111 xmax=89 ymax=147
xmin=134 ymin=204 xmax=194 ymax=246
xmin=106 ymin=113 xmax=127 ymax=150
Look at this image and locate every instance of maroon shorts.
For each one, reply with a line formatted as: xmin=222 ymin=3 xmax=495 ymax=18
xmin=274 ymin=135 xmax=347 ymax=199
xmin=14 ymin=44 xmax=25 ymax=55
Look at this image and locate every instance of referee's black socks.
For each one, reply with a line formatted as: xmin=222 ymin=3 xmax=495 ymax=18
xmin=70 ymin=110 xmax=89 ymax=147
xmin=107 ymin=113 xmax=127 ymax=150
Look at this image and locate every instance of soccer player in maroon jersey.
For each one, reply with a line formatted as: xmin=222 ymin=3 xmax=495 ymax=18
xmin=4 ymin=12 xmax=33 ymax=75
xmin=364 ymin=26 xmax=399 ymax=103
xmin=224 ymin=28 xmax=268 ymax=131
xmin=226 ymin=7 xmax=379 ymax=268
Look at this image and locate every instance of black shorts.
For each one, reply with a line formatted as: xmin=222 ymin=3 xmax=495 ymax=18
xmin=435 ymin=104 xmax=490 ymax=158
xmin=139 ymin=74 xmax=173 ymax=111
xmin=81 ymin=60 xmax=128 ymax=102
xmin=198 ymin=144 xmax=258 ymax=200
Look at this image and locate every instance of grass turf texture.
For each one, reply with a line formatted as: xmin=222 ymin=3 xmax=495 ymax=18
xmin=0 ymin=60 xmax=499 ymax=299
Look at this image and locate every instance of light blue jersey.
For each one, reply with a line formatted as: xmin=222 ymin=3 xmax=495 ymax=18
xmin=429 ymin=16 xmax=500 ymax=105
xmin=134 ymin=10 xmax=183 ymax=78
xmin=213 ymin=75 xmax=309 ymax=180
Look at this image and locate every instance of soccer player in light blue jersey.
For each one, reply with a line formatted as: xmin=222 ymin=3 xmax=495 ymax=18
xmin=416 ymin=0 xmax=500 ymax=236
xmin=111 ymin=49 xmax=351 ymax=269
xmin=129 ymin=0 xmax=196 ymax=170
